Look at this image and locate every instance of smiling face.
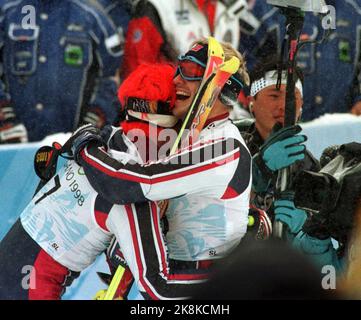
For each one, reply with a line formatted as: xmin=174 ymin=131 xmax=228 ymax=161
xmin=251 ymin=84 xmax=303 ymax=140
xmin=172 ymin=73 xmax=202 ymax=120
xmin=172 ymin=39 xmax=249 ymax=120
xmin=172 ymin=43 xmax=206 ymax=120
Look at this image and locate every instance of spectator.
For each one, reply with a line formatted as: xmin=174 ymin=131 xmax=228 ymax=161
xmin=234 ymin=57 xmax=319 ymax=223
xmin=0 ymin=0 xmax=128 ymax=142
xmin=241 ymin=0 xmax=361 ymax=121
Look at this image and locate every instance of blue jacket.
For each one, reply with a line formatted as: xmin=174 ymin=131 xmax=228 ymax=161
xmin=240 ymin=0 xmax=361 ymax=121
xmin=97 ymin=0 xmax=130 ymax=43
xmin=239 ymin=0 xmax=284 ymax=71
xmin=0 ymin=0 xmax=128 ymax=141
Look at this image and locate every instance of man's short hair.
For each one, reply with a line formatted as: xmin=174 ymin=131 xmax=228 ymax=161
xmin=250 ymin=55 xmax=304 ymax=86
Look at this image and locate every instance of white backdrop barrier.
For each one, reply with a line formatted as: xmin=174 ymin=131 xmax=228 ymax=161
xmin=301 ymin=113 xmax=361 ymax=159
xmin=0 ymin=113 xmax=361 ymax=299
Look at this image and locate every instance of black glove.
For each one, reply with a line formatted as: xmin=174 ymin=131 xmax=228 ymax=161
xmin=71 ymin=124 xmax=106 ymax=164
xmin=0 ymin=101 xmax=28 ymax=144
xmin=302 ymin=212 xmax=331 ymax=240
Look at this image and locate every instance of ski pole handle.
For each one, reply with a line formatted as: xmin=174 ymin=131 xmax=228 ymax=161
xmin=273 ymin=220 xmax=285 ymax=238
xmin=273 ymin=168 xmax=289 ymax=239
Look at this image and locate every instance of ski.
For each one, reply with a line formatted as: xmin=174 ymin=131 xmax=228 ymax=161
xmin=102 ymin=265 xmax=126 ymax=300
xmin=202 ymin=37 xmax=225 ymax=82
xmin=188 ymin=56 xmax=241 ymax=142
xmin=170 ymin=36 xmax=225 ymax=155
xmin=171 ymin=56 xmax=240 ymax=153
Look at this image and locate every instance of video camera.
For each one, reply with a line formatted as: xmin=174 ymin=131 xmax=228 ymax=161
xmin=293 ymin=143 xmax=361 ymax=242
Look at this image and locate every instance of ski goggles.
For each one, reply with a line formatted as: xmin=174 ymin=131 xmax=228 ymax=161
xmin=175 ymin=44 xmax=245 ymax=102
xmin=175 ymin=43 xmax=208 ymax=81
xmin=175 ymin=55 xmax=206 ymax=81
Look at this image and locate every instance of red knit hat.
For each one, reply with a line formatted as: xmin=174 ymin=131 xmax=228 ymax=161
xmin=118 ymin=63 xmax=176 ymax=112
xmin=118 ymin=64 xmax=178 ymax=161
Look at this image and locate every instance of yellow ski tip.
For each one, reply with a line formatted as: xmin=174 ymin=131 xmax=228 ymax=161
xmin=219 ymin=56 xmax=241 ymax=74
xmin=207 ymin=36 xmax=224 ymax=59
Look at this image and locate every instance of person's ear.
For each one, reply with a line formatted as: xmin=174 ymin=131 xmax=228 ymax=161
xmin=249 ymin=101 xmax=254 ymax=114
xmin=249 ymin=96 xmax=255 ymax=118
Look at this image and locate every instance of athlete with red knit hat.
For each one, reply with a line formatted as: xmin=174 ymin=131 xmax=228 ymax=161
xmin=0 ymin=63 xmax=188 ymax=300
